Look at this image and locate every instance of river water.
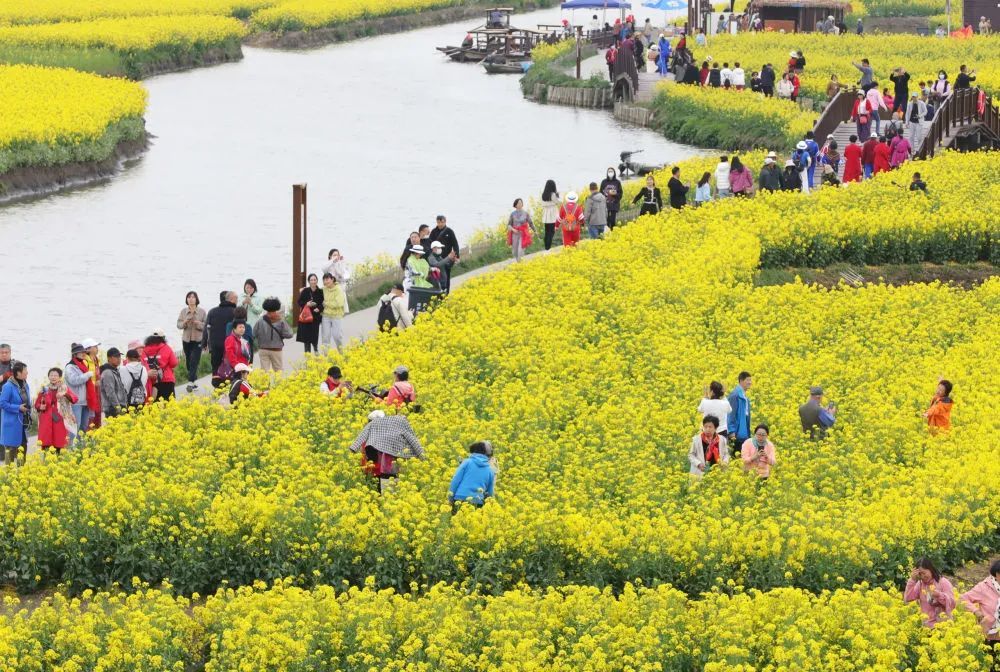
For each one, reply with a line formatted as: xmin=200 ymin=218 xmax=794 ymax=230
xmin=2 ymin=5 xmax=695 ymax=371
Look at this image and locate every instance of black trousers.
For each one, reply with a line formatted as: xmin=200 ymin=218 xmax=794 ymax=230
xmin=762 ymin=85 xmax=773 ymax=97
xmin=182 ymin=340 xmax=202 ymax=383
xmin=210 ymin=345 xmax=224 ymax=374
xmin=154 ymin=382 xmax=175 ymax=402
xmin=607 ymin=208 xmax=619 ymax=230
xmin=544 ymin=223 xmax=556 ymax=250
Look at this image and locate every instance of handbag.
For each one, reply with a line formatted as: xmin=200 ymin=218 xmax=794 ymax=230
xmin=858 ymin=113 xmax=869 ymax=124
xmin=298 ymin=304 xmax=314 ymax=324
xmin=215 ymin=359 xmax=234 ymax=381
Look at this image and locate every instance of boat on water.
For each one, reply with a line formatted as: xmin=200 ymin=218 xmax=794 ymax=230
xmin=436 ymin=7 xmax=548 ymax=62
xmin=482 ymin=55 xmax=531 ymax=74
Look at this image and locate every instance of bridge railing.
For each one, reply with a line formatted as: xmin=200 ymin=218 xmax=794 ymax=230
xmin=812 ymin=87 xmax=859 ymax=143
xmin=918 ymin=87 xmax=997 ymax=159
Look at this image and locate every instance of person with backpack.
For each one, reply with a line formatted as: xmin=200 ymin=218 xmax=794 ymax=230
xmin=296 ymin=273 xmax=323 ymax=354
xmin=383 ymin=365 xmax=415 ymax=407
xmin=600 ymin=169 xmax=623 ymax=230
xmin=254 ymin=297 xmax=293 ymax=372
xmin=791 ymin=142 xmax=811 ymax=194
xmin=631 ymin=175 xmax=662 ymax=216
xmin=206 ymin=291 xmax=237 ymax=375
xmin=377 ymin=283 xmax=413 ymax=332
xmin=99 ymin=348 xmax=128 ymax=418
xmin=349 ymin=409 xmax=425 ymax=494
xmin=931 ymin=70 xmax=950 ymax=104
xmin=34 ymin=367 xmax=77 ymax=454
xmin=143 ymin=330 xmax=178 ymax=402
xmin=557 ymin=192 xmax=584 ymax=247
xmin=448 ymin=441 xmax=496 ymax=513
xmin=121 ymin=348 xmax=149 ymax=410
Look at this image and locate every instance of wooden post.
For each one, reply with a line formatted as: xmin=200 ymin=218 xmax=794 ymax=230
xmin=576 ymin=26 xmax=582 ymax=80
xmin=291 ymin=184 xmax=307 ymax=326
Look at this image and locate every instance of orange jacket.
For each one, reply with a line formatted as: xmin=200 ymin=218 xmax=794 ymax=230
xmin=926 ymin=396 xmax=953 ymax=434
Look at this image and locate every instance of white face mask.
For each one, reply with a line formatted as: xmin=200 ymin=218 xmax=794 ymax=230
xmin=939 ymin=74 xmax=946 ymax=80
xmin=608 ymin=172 xmax=614 ymax=178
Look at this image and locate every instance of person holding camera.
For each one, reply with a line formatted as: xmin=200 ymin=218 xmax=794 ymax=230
xmin=798 ymin=386 xmax=836 ymax=440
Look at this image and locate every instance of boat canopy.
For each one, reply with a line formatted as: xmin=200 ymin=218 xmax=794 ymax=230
xmin=559 ymin=0 xmax=632 ymax=8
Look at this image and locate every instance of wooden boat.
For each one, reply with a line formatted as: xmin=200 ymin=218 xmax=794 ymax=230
xmin=436 ymin=8 xmax=547 ymax=62
xmin=483 ymin=60 xmax=529 ymax=74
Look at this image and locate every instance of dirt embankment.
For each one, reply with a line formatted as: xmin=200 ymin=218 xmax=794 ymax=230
xmin=0 ymin=135 xmax=149 ymax=205
xmin=136 ymin=43 xmax=244 ymax=79
xmin=246 ymin=1 xmax=556 ymax=49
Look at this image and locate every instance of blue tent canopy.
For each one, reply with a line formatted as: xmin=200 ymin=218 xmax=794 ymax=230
xmin=643 ymin=0 xmax=687 ymax=9
xmin=560 ymin=0 xmax=632 ymax=9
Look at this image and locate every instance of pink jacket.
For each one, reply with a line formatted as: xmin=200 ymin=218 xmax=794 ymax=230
xmin=866 ymin=88 xmax=887 ymax=112
xmin=904 ymin=577 xmax=956 ymax=627
xmin=729 ymin=168 xmax=754 ymax=194
xmin=961 ymin=578 xmax=1000 ymax=640
xmin=741 ymin=439 xmax=775 ymax=477
xmin=890 ymin=136 xmax=911 ymax=167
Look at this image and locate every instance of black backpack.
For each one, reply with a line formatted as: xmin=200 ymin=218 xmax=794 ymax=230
xmin=126 ymin=369 xmax=146 ymax=407
xmin=377 ymin=299 xmax=398 ymax=332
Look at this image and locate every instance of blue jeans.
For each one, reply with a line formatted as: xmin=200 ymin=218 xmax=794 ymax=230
xmin=588 ymin=225 xmax=605 ymax=239
xmin=863 ymin=163 xmax=873 ymax=179
xmin=71 ymin=405 xmax=90 ymax=444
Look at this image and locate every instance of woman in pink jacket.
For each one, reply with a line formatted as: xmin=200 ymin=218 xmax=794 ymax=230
xmin=741 ymin=424 xmax=776 ymax=478
xmin=903 ymin=557 xmax=955 ymax=627
xmin=961 ymin=559 xmax=1000 ymax=667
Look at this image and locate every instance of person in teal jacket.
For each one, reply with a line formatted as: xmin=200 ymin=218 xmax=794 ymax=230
xmin=727 ymin=371 xmax=753 ymax=453
xmin=448 ymin=441 xmax=495 ymax=513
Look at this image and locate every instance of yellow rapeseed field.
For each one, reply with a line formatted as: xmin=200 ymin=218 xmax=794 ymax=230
xmin=0 ymin=15 xmax=247 ymax=52
xmin=250 ymin=0 xmax=466 ymax=32
xmin=0 ymin=64 xmax=146 ymax=171
xmin=693 ymin=33 xmax=999 ymax=99
xmin=1 ymin=152 xmax=997 ymax=602
xmin=0 ymin=580 xmax=988 ymax=669
xmin=0 ymin=0 xmax=274 ymax=25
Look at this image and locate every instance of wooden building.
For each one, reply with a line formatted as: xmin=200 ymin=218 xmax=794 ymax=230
xmin=965 ymin=0 xmax=1000 ymax=32
xmin=747 ymin=0 xmax=850 ymax=33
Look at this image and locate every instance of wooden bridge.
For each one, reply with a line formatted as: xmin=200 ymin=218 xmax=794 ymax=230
xmin=813 ymin=86 xmax=1000 ymax=159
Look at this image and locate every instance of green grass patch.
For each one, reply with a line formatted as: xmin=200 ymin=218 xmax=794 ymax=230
xmin=0 ymin=45 xmax=126 ymax=76
xmin=0 ymin=116 xmax=145 ymax=177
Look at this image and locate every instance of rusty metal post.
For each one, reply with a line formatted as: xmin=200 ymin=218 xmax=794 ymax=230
xmin=291 ymin=184 xmax=307 ymax=326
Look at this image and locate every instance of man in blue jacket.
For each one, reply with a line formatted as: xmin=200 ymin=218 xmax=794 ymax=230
xmin=727 ymin=371 xmax=753 ymax=454
xmin=448 ymin=441 xmax=496 ymax=514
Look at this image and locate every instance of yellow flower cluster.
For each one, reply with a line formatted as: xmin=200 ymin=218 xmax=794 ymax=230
xmin=0 ymin=64 xmax=146 ymax=164
xmin=529 ymin=38 xmax=576 ymax=65
xmin=250 ymin=0 xmax=465 ymax=32
xmin=0 ymin=0 xmax=273 ymax=24
xmin=2 ymin=152 xmax=999 ymax=600
xmin=695 ymin=33 xmax=998 ymax=99
xmin=650 ymin=83 xmax=815 ymax=149
xmin=0 ymin=15 xmax=246 ymax=52
xmin=0 ymin=581 xmax=988 ymax=670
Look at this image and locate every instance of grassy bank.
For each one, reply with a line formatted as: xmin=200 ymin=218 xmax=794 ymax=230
xmin=649 ymin=84 xmax=815 ymax=152
xmin=520 ymin=41 xmax=607 ymax=99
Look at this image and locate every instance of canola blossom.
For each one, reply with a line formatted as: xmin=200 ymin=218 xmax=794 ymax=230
xmin=250 ymin=0 xmax=467 ymax=32
xmin=692 ymin=33 xmax=999 ymax=100
xmin=0 ymin=15 xmax=247 ymax=53
xmin=0 ymin=0 xmax=274 ymax=24
xmin=0 ymin=64 xmax=146 ymax=173
xmin=0 ymin=580 xmax=988 ymax=670
xmin=650 ymin=83 xmax=815 ymax=150
xmin=0 ymin=151 xmax=998 ymax=601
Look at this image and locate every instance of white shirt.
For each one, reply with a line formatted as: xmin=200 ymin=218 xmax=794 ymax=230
xmin=732 ymin=67 xmax=746 ymax=87
xmin=715 ymin=162 xmax=731 ymax=191
xmin=698 ymin=398 xmax=733 ymax=428
xmin=720 ymin=67 xmax=733 ymax=85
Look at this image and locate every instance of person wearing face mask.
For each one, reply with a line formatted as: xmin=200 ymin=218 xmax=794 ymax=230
xmin=931 ymin=71 xmax=950 ymax=104
xmin=600 ymin=168 xmax=623 ymax=230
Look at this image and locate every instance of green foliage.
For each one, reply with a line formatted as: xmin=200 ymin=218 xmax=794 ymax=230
xmin=0 ymin=45 xmax=126 ymax=76
xmin=0 ymin=116 xmax=145 ymax=176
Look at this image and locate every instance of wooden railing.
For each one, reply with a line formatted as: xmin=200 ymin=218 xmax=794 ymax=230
xmin=812 ymin=87 xmax=857 ymax=143
xmin=918 ymin=87 xmax=998 ymax=159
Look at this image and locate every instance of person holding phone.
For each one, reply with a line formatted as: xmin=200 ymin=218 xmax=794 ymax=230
xmin=798 ymin=385 xmax=836 ymax=440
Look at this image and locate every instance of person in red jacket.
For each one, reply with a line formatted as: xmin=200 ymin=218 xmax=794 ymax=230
xmin=224 ymin=321 xmax=251 ymax=370
xmin=924 ymin=378 xmax=954 ymax=435
xmin=143 ymin=330 xmax=179 ymax=402
xmin=842 ymin=134 xmax=863 ymax=183
xmin=788 ymin=69 xmax=800 ymax=101
xmin=861 ymin=131 xmax=879 ymax=179
xmin=34 ymin=367 xmax=78 ymax=454
xmin=557 ymin=192 xmax=584 ymax=247
xmin=873 ymin=136 xmax=892 ymax=174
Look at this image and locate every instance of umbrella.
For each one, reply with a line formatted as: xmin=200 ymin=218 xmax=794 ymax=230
xmin=643 ymin=0 xmax=687 ymax=9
